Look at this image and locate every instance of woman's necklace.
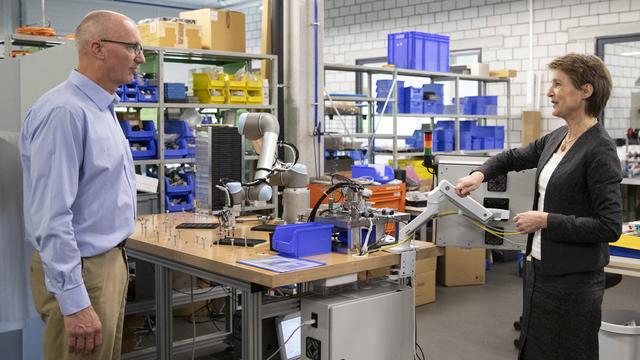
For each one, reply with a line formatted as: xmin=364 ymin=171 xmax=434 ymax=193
xmin=560 ymin=119 xmax=598 ymax=152
xmin=560 ymin=135 xmax=577 ymax=152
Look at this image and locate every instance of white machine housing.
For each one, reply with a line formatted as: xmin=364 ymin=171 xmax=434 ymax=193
xmin=434 ymin=155 xmax=535 ymax=250
xmin=301 ymin=281 xmax=414 ymax=360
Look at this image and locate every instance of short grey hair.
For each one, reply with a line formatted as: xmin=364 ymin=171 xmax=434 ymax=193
xmin=75 ymin=10 xmax=135 ymax=54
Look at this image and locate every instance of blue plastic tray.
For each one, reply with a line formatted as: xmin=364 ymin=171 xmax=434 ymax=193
xmin=272 ymin=222 xmax=334 ymax=258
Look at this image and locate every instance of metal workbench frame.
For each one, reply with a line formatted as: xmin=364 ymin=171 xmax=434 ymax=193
xmin=124 ymin=248 xmax=301 ymax=360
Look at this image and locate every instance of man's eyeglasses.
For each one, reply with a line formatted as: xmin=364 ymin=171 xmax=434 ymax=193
xmin=100 ymin=39 xmax=144 ymax=55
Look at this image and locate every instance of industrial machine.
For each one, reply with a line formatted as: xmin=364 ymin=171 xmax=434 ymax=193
xmin=202 ymin=113 xmax=311 ymax=234
xmin=309 ymin=176 xmax=411 ymax=255
xmin=300 ymin=280 xmax=415 ymax=360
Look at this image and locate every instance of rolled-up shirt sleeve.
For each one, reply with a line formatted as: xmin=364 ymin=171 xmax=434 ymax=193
xmin=25 ymin=106 xmax=90 ymax=316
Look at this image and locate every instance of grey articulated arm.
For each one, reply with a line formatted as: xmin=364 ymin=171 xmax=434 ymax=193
xmin=391 ymin=180 xmax=494 ymax=253
xmin=237 ymin=112 xmax=280 ymax=201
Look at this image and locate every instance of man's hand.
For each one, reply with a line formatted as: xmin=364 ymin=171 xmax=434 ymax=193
xmin=63 ymin=305 xmax=102 ymax=354
xmin=454 ymin=172 xmax=485 ymax=197
xmin=514 ymin=211 xmax=548 ymax=234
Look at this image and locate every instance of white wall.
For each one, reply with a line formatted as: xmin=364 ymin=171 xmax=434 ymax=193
xmin=604 ymin=42 xmax=640 ymax=132
xmin=323 ymin=0 xmax=640 ymax=143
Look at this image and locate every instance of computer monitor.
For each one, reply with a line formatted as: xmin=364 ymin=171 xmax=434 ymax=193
xmin=276 ymin=312 xmax=301 ymax=360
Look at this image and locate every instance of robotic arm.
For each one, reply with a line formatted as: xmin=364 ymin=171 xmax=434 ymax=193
xmin=237 ymin=112 xmax=280 ymax=201
xmin=391 ymin=179 xmax=507 ymax=253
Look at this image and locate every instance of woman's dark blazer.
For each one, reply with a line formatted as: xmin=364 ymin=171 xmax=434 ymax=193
xmin=476 ymin=122 xmax=622 ymax=276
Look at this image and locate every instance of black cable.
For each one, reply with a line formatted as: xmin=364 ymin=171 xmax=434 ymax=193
xmin=308 ymin=181 xmax=363 ymax=222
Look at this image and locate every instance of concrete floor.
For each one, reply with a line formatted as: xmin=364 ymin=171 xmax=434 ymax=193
xmin=174 ymin=259 xmax=640 ymax=360
xmin=415 ymin=260 xmax=640 ymax=360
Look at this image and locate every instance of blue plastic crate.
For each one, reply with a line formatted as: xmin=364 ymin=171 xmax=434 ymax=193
xmin=129 ymin=138 xmax=157 ymax=160
xmin=435 ymin=120 xmax=454 ymax=130
xmin=422 ymin=83 xmax=444 ymax=103
xmin=403 ymin=87 xmax=424 ymax=102
xmin=433 ymin=128 xmax=454 ymax=142
xmin=483 ymin=137 xmax=495 ymax=150
xmin=472 ymin=138 xmax=483 ymax=150
xmin=122 ymin=92 xmax=137 ymax=102
xmin=346 ymin=150 xmax=366 ymax=161
xmin=166 ymin=193 xmax=195 ymax=212
xmin=376 ymin=80 xmax=404 ymax=114
xmin=405 ymin=129 xmax=424 ymax=149
xmin=388 ymin=31 xmax=450 ymax=72
xmin=455 ymin=96 xmax=498 ymax=115
xmin=165 ymin=172 xmax=195 ymax=194
xmin=123 ymin=82 xmax=137 ymax=94
xmin=164 ymin=82 xmax=187 ymax=102
xmin=423 ymin=102 xmax=443 ymax=114
xmin=404 ymin=100 xmax=424 ymax=114
xmin=443 ymin=105 xmax=457 ymax=114
xmin=119 ymin=120 xmax=156 ymax=140
xmin=432 ymin=140 xmax=454 ymax=152
xmin=165 ymin=120 xmax=194 ymax=138
xmin=164 ymin=138 xmax=188 ymax=159
xmin=351 ymin=164 xmax=395 ymax=183
xmin=272 ymin=222 xmax=334 ymax=258
xmin=137 ymin=85 xmax=158 ymax=102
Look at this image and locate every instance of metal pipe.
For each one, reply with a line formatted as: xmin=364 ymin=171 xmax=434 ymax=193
xmin=40 ymin=0 xmax=45 ymax=27
xmin=314 ymin=0 xmax=320 ymax=175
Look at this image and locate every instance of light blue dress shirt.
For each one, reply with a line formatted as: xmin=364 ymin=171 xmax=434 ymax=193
xmin=20 ymin=70 xmax=136 ymax=316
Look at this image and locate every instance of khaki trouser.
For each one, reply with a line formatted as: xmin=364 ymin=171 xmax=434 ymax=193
xmin=30 ymin=247 xmax=129 ymax=360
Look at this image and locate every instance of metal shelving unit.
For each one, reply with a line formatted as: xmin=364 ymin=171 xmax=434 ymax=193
xmin=135 ymin=47 xmax=278 ymax=214
xmin=323 ymin=63 xmax=512 ymax=168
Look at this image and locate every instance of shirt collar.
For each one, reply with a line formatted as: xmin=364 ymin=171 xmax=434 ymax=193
xmin=68 ymin=70 xmax=119 ymax=111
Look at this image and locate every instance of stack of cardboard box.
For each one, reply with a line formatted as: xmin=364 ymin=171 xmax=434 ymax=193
xmin=137 ymin=9 xmax=246 ymax=52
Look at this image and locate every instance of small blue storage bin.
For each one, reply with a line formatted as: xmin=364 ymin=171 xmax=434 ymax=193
xmin=423 ymin=102 xmax=444 ymax=114
xmin=166 ymin=193 xmax=195 ymax=212
xmin=164 ymin=138 xmax=188 ymax=159
xmin=165 ymin=172 xmax=195 ymax=194
xmin=435 ymin=120 xmax=454 ymax=130
xmin=164 ymin=82 xmax=187 ymax=102
xmin=351 ymin=164 xmax=395 ymax=183
xmin=272 ymin=222 xmax=334 ymax=258
xmin=119 ymin=120 xmax=156 ymax=140
xmin=376 ymin=81 xmax=404 ymax=114
xmin=388 ymin=31 xmax=450 ymax=72
xmin=129 ymin=138 xmax=157 ymax=160
xmin=405 ymin=129 xmax=424 ymax=149
xmin=137 ymin=85 xmax=158 ymax=102
xmin=165 ymin=120 xmax=194 ymax=138
xmin=346 ymin=150 xmax=366 ymax=161
xmin=422 ymin=83 xmax=444 ymax=103
xmin=404 ymin=100 xmax=424 ymax=114
xmin=403 ymin=87 xmax=424 ymax=102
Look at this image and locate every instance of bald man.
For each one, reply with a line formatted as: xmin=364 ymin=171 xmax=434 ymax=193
xmin=20 ymin=10 xmax=144 ymax=359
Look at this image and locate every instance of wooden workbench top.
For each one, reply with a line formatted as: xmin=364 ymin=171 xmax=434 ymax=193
xmin=127 ymin=213 xmax=438 ymax=288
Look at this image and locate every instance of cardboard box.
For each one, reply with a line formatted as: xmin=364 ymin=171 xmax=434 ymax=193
xmin=138 ymin=21 xmax=178 ymax=47
xmin=436 ymin=246 xmax=485 ymax=286
xmin=521 ymin=111 xmax=541 ymax=146
xmin=357 ymin=266 xmax=390 ymax=281
xmin=179 ymin=9 xmax=246 ymax=52
xmin=415 ymin=256 xmax=437 ymax=306
xmin=122 ymin=315 xmax=146 ymax=353
xmin=138 ymin=20 xmax=202 ymax=49
xmin=489 ymin=69 xmax=517 ymax=78
xmin=416 ymin=256 xmax=436 ymax=274
xmin=180 ymin=22 xmax=203 ymax=49
xmin=415 ymin=270 xmax=436 ymax=306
